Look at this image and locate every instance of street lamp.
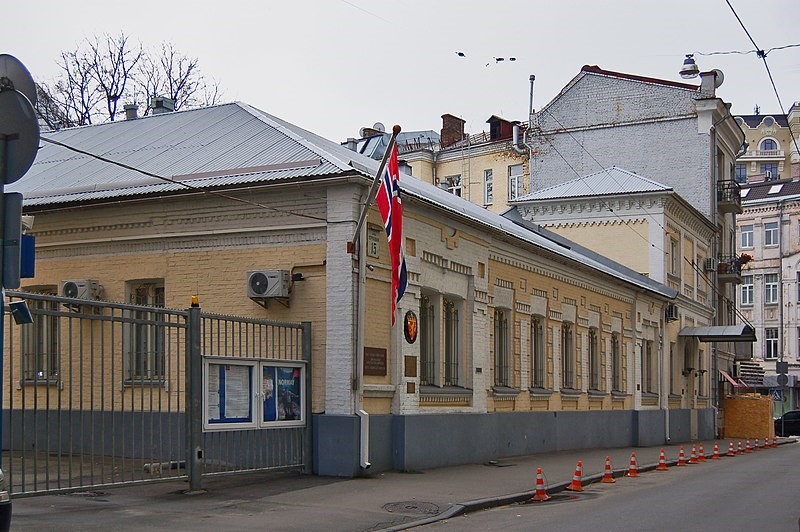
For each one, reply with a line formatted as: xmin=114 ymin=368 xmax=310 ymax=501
xmin=680 ymin=54 xmax=700 ymax=79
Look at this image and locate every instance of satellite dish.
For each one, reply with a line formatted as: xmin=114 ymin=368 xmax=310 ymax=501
xmin=0 ymin=54 xmax=37 ymax=107
xmin=372 ymin=122 xmax=385 ymax=133
xmin=0 ymin=89 xmax=40 ymax=184
xmin=712 ymin=69 xmax=724 ymax=88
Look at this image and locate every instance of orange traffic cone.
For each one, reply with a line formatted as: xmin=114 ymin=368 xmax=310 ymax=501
xmin=688 ymin=444 xmax=698 ymax=464
xmin=602 ymin=456 xmax=616 ymax=483
xmin=726 ymin=441 xmax=736 ymax=457
xmin=625 ymin=452 xmax=639 ymax=477
xmin=736 ymin=441 xmax=743 ymax=455
xmin=772 ymin=435 xmax=778 ymax=448
xmin=697 ymin=442 xmax=707 ymax=462
xmin=677 ymin=446 xmax=687 ymax=466
xmin=656 ymin=448 xmax=669 ymax=471
xmin=744 ymin=440 xmax=752 ymax=453
xmin=531 ymin=467 xmax=551 ymax=502
xmin=711 ymin=441 xmax=720 ymax=460
xmin=565 ymin=460 xmax=584 ymax=491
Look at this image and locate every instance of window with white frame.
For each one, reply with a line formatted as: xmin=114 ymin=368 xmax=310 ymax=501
xmin=670 ymin=238 xmax=680 ymax=275
xmin=760 ymin=138 xmax=777 ymax=151
xmin=419 ymin=295 xmax=435 ymax=386
xmin=508 ymin=164 xmax=523 ymax=201
xmin=494 ymin=309 xmax=510 ymax=386
xmin=21 ymin=295 xmax=60 ymax=382
xmin=642 ymin=340 xmax=654 ymax=393
xmin=531 ymin=316 xmax=545 ymax=388
xmin=740 ymin=225 xmax=753 ymax=249
xmin=561 ymin=322 xmax=575 ymax=388
xmin=764 ymin=328 xmax=778 ymax=359
xmin=441 ymin=175 xmax=462 ymax=196
xmin=741 ymin=275 xmax=754 ymax=306
xmin=764 ymin=222 xmax=779 ymax=246
xmin=611 ymin=332 xmax=621 ymax=391
xmin=765 ymin=273 xmax=779 ymax=304
xmin=124 ymin=281 xmax=166 ymax=383
xmin=443 ymin=297 xmax=461 ymax=386
xmin=588 ymin=327 xmax=600 ymax=390
xmin=484 ymin=169 xmax=493 ymax=204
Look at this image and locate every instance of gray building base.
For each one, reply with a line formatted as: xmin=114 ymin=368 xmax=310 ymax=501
xmin=313 ymin=408 xmax=714 ymax=477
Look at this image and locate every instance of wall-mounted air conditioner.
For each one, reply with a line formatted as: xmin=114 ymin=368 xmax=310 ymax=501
xmin=246 ymin=270 xmax=290 ymax=299
xmin=665 ymin=303 xmax=679 ymax=322
xmin=59 ymin=279 xmax=101 ymax=300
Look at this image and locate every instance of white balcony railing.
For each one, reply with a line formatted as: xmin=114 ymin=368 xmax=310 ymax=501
xmin=739 ymin=149 xmax=785 ymax=160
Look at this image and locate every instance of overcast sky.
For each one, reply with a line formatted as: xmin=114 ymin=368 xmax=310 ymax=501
xmin=3 ymin=1 xmax=799 ymax=142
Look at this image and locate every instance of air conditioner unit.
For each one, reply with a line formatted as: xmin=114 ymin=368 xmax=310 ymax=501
xmin=665 ymin=303 xmax=679 ymax=322
xmin=60 ymin=279 xmax=101 ymax=300
xmin=246 ymin=270 xmax=290 ymax=299
xmin=704 ymin=258 xmax=718 ymax=272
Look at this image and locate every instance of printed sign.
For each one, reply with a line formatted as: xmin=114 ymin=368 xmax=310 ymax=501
xmin=263 ymin=365 xmax=303 ymax=422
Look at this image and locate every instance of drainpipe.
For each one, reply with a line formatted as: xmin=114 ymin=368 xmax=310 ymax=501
xmin=512 ymin=75 xmax=536 ymax=155
xmin=660 ymin=324 xmax=669 ymax=442
xmin=778 ymin=199 xmax=785 ymax=366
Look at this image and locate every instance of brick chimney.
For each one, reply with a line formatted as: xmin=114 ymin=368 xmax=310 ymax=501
xmin=441 ymin=114 xmax=465 ymax=148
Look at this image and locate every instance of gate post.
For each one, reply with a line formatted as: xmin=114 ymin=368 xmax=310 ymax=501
xmin=185 ymin=306 xmax=203 ymax=491
xmin=302 ymin=321 xmax=312 ymax=474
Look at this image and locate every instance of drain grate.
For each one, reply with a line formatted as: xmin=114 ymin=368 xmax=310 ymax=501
xmin=383 ymin=501 xmax=440 ymax=515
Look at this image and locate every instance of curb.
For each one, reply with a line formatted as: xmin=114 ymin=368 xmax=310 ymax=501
xmin=382 ymin=439 xmax=797 ymax=531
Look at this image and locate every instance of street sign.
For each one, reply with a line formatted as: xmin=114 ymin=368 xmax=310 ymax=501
xmin=776 ymin=373 xmax=789 ymax=386
xmin=776 ymin=361 xmax=789 ymax=374
xmin=769 ymin=389 xmax=783 ymax=402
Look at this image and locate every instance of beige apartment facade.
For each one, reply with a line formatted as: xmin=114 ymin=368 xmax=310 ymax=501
xmin=734 ymin=102 xmax=800 ymax=183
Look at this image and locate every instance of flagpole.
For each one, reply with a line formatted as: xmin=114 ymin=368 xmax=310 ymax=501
xmin=352 ymin=125 xmax=401 ymax=470
xmin=351 ymin=125 xmax=402 ymax=247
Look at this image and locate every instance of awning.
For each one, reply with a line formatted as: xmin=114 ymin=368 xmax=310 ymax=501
xmin=718 ymin=369 xmax=741 ymax=387
xmin=678 ymin=324 xmax=756 ymax=342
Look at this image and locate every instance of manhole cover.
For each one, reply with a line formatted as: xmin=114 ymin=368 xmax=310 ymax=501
xmin=383 ymin=501 xmax=440 ymax=515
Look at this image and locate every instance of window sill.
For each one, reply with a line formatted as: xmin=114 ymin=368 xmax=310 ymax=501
xmin=20 ymin=379 xmax=61 ymax=388
xmin=529 ymin=387 xmax=554 ymax=397
xmin=588 ymin=389 xmax=607 ymax=398
xmin=560 ymin=387 xmax=582 ymax=397
xmin=492 ymin=386 xmax=520 ymax=398
xmin=668 ymin=393 xmax=682 ymax=400
xmin=611 ymin=390 xmax=628 ymax=399
xmin=123 ymin=380 xmax=166 ymax=388
xmin=420 ymin=384 xmax=472 ymax=396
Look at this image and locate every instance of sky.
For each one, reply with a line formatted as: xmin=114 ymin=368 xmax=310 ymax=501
xmin=2 ymin=0 xmax=799 ymax=142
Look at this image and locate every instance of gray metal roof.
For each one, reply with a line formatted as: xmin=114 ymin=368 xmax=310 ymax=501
xmin=12 ymin=101 xmax=675 ymax=299
xmin=515 ymin=167 xmax=671 ymax=202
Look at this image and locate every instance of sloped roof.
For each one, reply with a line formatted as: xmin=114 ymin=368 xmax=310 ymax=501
xmin=736 ymin=114 xmax=789 ymax=128
xmin=12 ymin=102 xmax=675 ymax=299
xmin=514 ymin=167 xmax=671 ymax=202
xmin=741 ymin=178 xmax=800 ymax=204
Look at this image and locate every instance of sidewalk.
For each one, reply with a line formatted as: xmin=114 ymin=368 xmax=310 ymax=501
xmin=10 ymin=438 xmax=795 ymax=532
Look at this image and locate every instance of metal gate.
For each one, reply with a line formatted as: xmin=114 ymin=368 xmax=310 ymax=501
xmin=2 ymin=291 xmax=311 ymax=496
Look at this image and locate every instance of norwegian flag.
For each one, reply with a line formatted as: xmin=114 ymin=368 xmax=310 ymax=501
xmin=375 ymin=144 xmax=408 ymax=325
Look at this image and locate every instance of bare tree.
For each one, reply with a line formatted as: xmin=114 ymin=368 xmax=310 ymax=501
xmin=35 ymin=33 xmax=223 ymax=128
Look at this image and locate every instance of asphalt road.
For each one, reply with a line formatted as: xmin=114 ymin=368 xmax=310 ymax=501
xmin=427 ymin=443 xmax=800 ymax=531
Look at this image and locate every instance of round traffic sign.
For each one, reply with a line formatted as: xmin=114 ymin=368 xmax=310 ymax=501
xmin=776 ymin=373 xmax=788 ymax=386
xmin=0 ymin=89 xmax=40 ymax=184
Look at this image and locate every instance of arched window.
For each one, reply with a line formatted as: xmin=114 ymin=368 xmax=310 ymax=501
xmin=760 ymin=138 xmax=777 ymax=151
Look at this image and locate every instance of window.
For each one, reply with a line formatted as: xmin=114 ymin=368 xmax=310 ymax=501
xmin=441 ymin=175 xmax=462 ymax=196
xmin=760 ymin=163 xmax=778 ymax=180
xmin=764 ymin=222 xmax=779 ymax=246
xmin=765 ymin=273 xmax=779 ymax=304
xmin=735 ymin=163 xmax=747 ymax=183
xmin=669 ymin=343 xmax=676 ymax=394
xmin=764 ymin=328 xmax=778 ymax=359
xmin=588 ymin=328 xmax=600 ymax=390
xmin=669 ymin=238 xmax=680 ymax=275
xmin=484 ymin=169 xmax=493 ymax=204
xmin=642 ymin=340 xmax=654 ymax=393
xmin=740 ymin=225 xmax=753 ymax=249
xmin=508 ymin=164 xmax=523 ymax=201
xmin=763 ymin=117 xmax=775 ymax=127
xmin=561 ymin=322 xmax=574 ymax=388
xmin=530 ymin=316 xmax=545 ymax=388
xmin=760 ymin=138 xmax=777 ymax=151
xmin=611 ymin=333 xmax=621 ymax=391
xmin=125 ymin=282 xmax=166 ymax=382
xmin=419 ymin=295 xmax=435 ymax=385
xmin=443 ymin=297 xmax=461 ymax=386
xmin=21 ymin=297 xmax=60 ymax=382
xmin=797 ymin=271 xmax=800 ymax=302
xmin=494 ymin=309 xmax=510 ymax=386
xmin=741 ymin=275 xmax=754 ymax=306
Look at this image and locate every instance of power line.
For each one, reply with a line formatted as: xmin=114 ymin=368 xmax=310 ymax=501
xmin=695 ymin=43 xmax=800 ymax=56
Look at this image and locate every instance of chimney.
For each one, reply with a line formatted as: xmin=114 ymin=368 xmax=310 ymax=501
xmin=441 ymin=114 xmax=465 ymax=148
xmin=343 ymin=137 xmax=358 ymax=151
xmin=123 ymin=103 xmax=138 ymax=120
xmin=150 ymin=96 xmax=175 ymax=115
xmin=698 ymin=70 xmax=718 ymax=98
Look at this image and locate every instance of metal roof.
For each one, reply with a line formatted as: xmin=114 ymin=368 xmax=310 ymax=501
xmin=514 ymin=167 xmax=671 ymax=202
xmin=736 ymin=114 xmax=789 ymax=128
xmin=12 ymin=101 xmax=675 ymax=299
xmin=741 ymin=178 xmax=800 ymax=205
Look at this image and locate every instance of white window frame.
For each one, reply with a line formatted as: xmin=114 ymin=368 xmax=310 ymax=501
xmin=740 ymin=225 xmax=753 ymax=249
xmin=124 ymin=281 xmax=166 ymax=384
xmin=764 ymin=328 xmax=778 ymax=360
xmin=764 ymin=222 xmax=779 ymax=246
xmin=508 ymin=164 xmax=523 ymax=201
xmin=442 ymin=174 xmax=462 ymax=196
xmin=765 ymin=273 xmax=779 ymax=304
xmin=741 ymin=275 xmax=754 ymax=306
xmin=21 ymin=295 xmax=60 ymax=383
xmin=443 ymin=296 xmax=462 ymax=387
xmin=484 ymin=169 xmax=493 ymax=205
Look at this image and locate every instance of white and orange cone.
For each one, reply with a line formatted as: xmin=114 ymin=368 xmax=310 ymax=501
xmin=711 ymin=441 xmax=720 ymax=460
xmin=697 ymin=442 xmax=706 ymax=462
xmin=656 ymin=448 xmax=669 ymax=471
xmin=602 ymin=456 xmax=616 ymax=483
xmin=744 ymin=440 xmax=752 ymax=453
xmin=688 ymin=444 xmax=698 ymax=464
xmin=736 ymin=441 xmax=744 ymax=455
xmin=565 ymin=460 xmax=584 ymax=491
xmin=532 ymin=467 xmax=551 ymax=502
xmin=726 ymin=441 xmax=736 ymax=457
xmin=625 ymin=452 xmax=639 ymax=477
xmin=677 ymin=446 xmax=688 ymax=466
xmin=754 ymin=438 xmax=760 ymax=451
xmin=772 ymin=435 xmax=778 ymax=448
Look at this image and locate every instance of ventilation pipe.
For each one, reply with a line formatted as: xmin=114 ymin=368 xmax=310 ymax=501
xmin=513 ymin=74 xmax=536 ymax=155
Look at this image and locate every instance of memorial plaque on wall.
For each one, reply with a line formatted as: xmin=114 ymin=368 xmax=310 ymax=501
xmin=364 ymin=347 xmax=387 ymax=376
